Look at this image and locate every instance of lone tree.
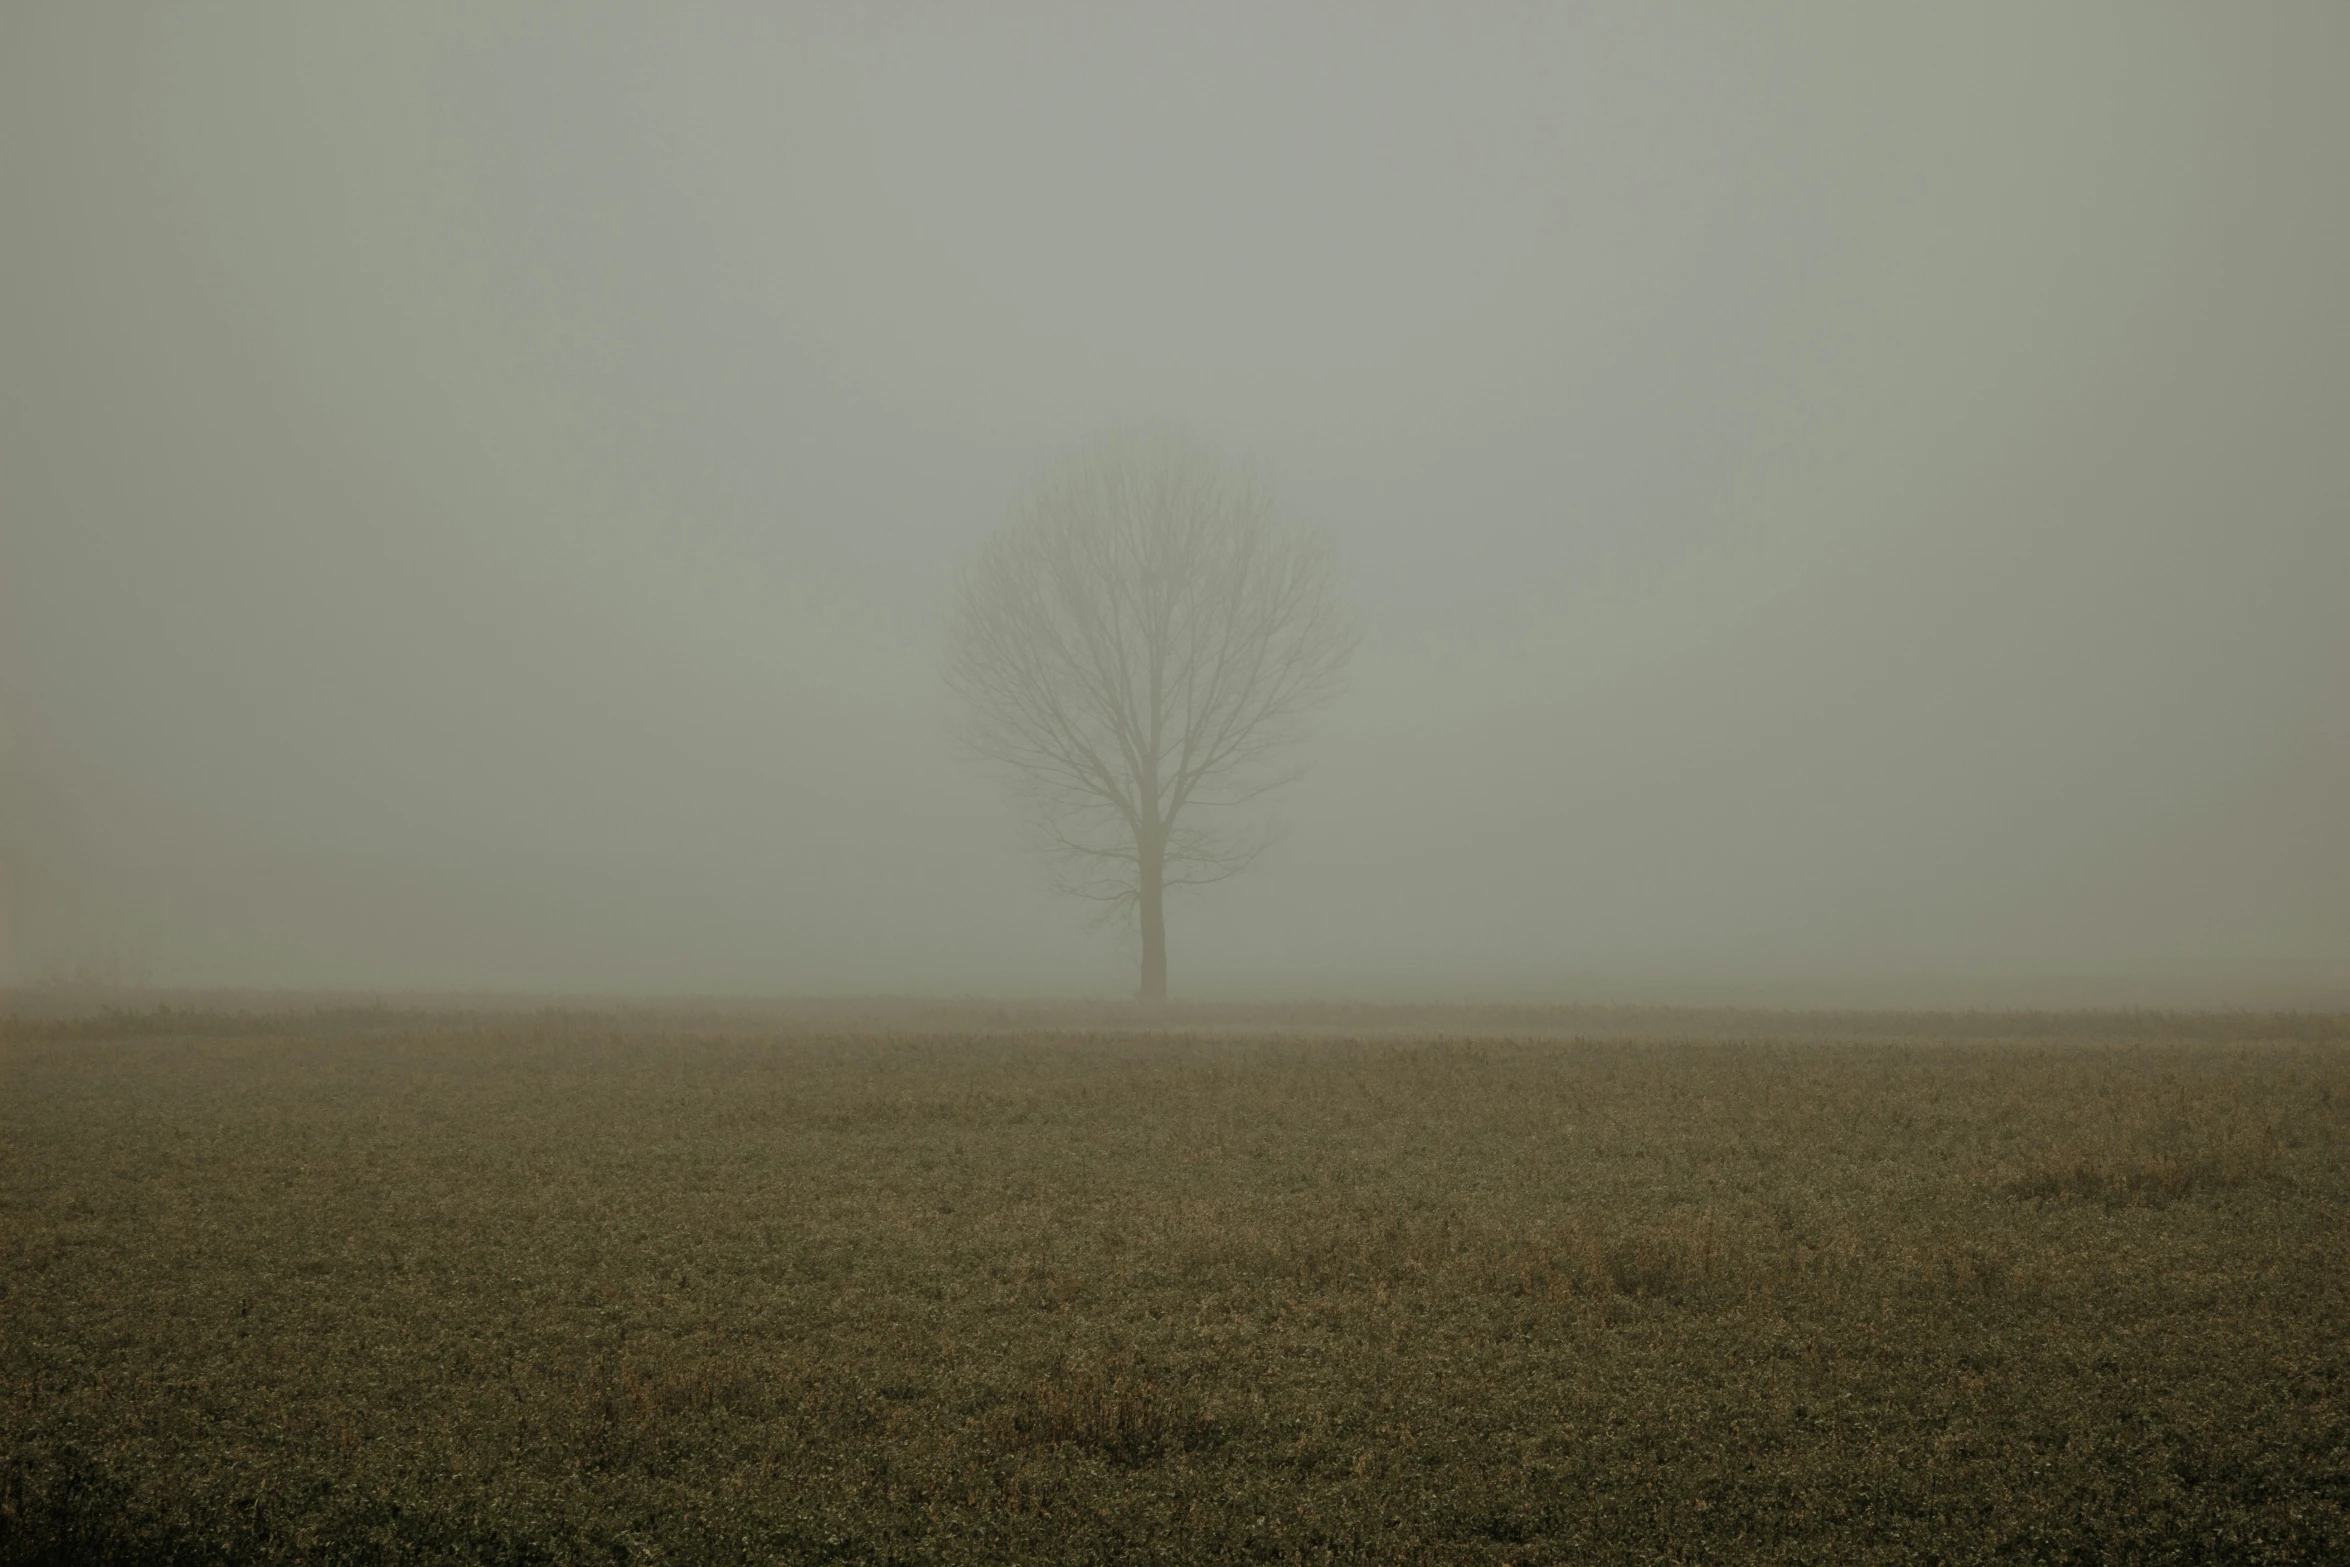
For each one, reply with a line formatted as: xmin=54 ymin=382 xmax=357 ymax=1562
xmin=944 ymin=434 xmax=1355 ymax=1002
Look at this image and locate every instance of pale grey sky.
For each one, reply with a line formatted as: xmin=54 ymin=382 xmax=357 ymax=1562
xmin=5 ymin=3 xmax=2345 ymax=1001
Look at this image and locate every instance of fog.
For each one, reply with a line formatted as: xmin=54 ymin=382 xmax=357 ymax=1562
xmin=5 ymin=4 xmax=2345 ymax=1004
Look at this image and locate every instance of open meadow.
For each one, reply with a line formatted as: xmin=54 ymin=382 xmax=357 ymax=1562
xmin=3 ymin=1003 xmax=2346 ymax=1564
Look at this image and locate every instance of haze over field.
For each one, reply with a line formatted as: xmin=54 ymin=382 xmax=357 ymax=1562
xmin=5 ymin=4 xmax=2345 ymax=1002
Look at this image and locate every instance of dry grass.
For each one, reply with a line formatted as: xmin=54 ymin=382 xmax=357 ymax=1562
xmin=2 ymin=1006 xmax=2345 ymax=1563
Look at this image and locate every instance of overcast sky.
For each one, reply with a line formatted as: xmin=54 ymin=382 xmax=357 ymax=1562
xmin=6 ymin=3 xmax=2345 ymax=1003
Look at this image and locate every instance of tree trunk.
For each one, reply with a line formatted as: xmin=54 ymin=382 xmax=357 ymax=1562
xmin=1138 ymin=837 xmax=1167 ymax=1004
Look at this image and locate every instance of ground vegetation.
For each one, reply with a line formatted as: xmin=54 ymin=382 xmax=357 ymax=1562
xmin=3 ymin=1005 xmax=2344 ymax=1562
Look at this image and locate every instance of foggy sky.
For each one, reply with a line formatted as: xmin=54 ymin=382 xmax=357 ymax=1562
xmin=5 ymin=4 xmax=2345 ymax=1003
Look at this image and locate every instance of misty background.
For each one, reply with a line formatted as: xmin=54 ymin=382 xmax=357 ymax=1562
xmin=5 ymin=4 xmax=2345 ymax=1003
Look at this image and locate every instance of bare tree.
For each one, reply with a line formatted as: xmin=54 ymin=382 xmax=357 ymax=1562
xmin=943 ymin=434 xmax=1355 ymax=1002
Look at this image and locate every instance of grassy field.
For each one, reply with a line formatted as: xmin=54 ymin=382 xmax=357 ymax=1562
xmin=3 ymin=1004 xmax=2346 ymax=1563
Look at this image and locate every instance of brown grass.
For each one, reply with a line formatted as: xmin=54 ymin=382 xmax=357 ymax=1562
xmin=2 ymin=1007 xmax=2346 ymax=1562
